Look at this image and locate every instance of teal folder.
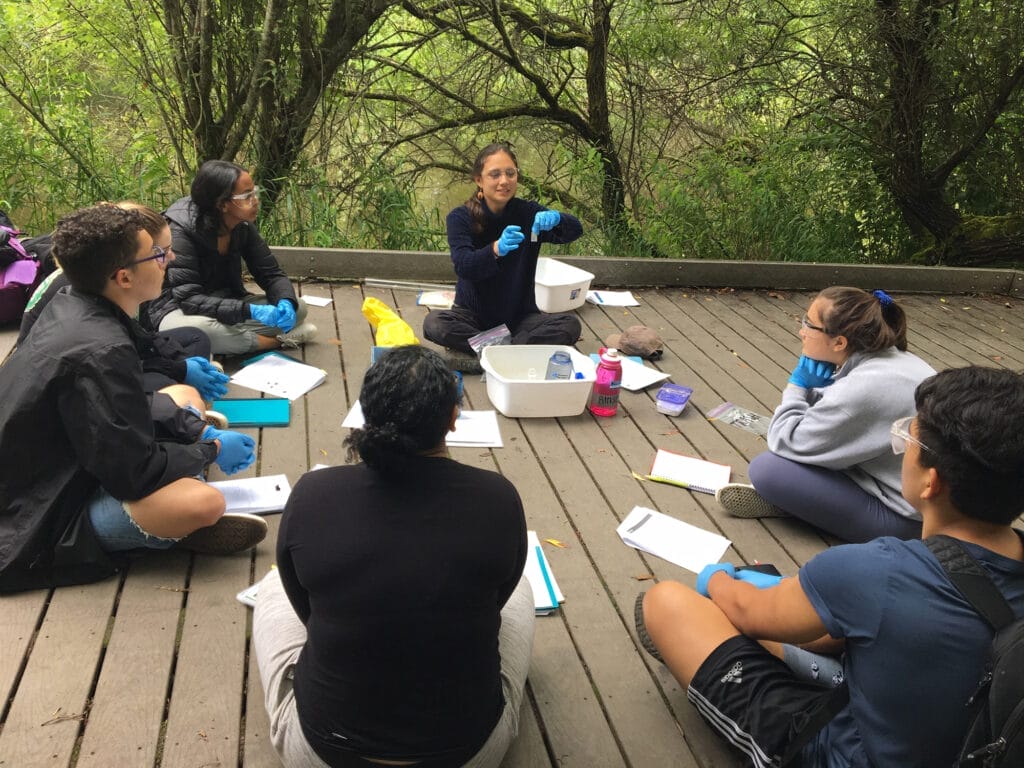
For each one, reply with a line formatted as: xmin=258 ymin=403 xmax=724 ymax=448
xmin=211 ymin=398 xmax=291 ymax=427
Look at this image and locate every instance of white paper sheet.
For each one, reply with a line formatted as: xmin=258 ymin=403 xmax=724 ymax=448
xmin=208 ymin=474 xmax=292 ymax=515
xmin=586 ymin=290 xmax=640 ymax=306
xmin=342 ymin=402 xmax=503 ymax=448
xmin=617 ymin=506 xmax=731 ymax=573
xmin=231 ymin=354 xmax=326 ymax=400
xmin=619 ymin=356 xmax=671 ymax=391
xmin=302 ymin=294 xmax=333 ymax=307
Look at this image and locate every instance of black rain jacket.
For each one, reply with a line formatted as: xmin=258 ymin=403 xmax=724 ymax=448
xmin=147 ymin=196 xmax=297 ymax=329
xmin=0 ymin=287 xmax=218 ymax=592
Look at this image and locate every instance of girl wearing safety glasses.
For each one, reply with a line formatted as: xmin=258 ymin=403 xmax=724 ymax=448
xmin=423 ymin=143 xmax=584 ymax=371
xmin=716 ymin=286 xmax=935 ymax=542
xmin=149 ymin=160 xmax=316 ymax=355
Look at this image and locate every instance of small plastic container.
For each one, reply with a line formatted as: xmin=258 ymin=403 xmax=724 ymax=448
xmin=480 ymin=345 xmax=596 ymax=417
xmin=655 ymin=383 xmax=693 ymax=416
xmin=534 ymin=258 xmax=595 ymax=313
xmin=545 ymin=351 xmax=574 ymax=380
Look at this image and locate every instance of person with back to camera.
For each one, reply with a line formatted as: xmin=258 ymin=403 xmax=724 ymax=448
xmin=252 ymin=345 xmax=535 ymax=768
xmin=147 ymin=159 xmax=317 ymax=355
xmin=0 ymin=205 xmax=267 ymax=593
xmin=422 ymin=143 xmax=584 ymax=372
xmin=638 ymin=365 xmax=1024 ymax=768
xmin=716 ymin=286 xmax=936 ymax=543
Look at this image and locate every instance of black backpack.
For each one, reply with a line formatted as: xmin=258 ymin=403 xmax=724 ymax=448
xmin=925 ymin=535 xmax=1024 ymax=768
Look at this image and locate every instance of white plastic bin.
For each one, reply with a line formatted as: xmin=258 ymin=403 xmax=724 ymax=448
xmin=534 ymin=257 xmax=594 ymax=313
xmin=480 ymin=345 xmax=596 ymax=417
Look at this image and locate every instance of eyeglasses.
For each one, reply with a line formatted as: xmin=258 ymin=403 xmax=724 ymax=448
xmin=109 ymin=245 xmax=171 ymax=279
xmin=484 ymin=168 xmax=518 ymax=180
xmin=801 ymin=315 xmax=829 ymax=334
xmin=231 ymin=186 xmax=261 ymax=205
xmin=890 ymin=416 xmax=934 ymax=455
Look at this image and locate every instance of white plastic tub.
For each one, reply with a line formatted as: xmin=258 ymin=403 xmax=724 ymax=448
xmin=480 ymin=345 xmax=596 ymax=417
xmin=534 ymin=257 xmax=595 ymax=313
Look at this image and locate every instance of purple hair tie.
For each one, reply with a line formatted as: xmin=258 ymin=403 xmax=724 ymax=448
xmin=872 ymin=289 xmax=894 ymax=308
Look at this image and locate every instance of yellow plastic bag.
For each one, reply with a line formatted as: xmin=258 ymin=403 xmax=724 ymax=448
xmin=361 ymin=297 xmax=420 ymax=347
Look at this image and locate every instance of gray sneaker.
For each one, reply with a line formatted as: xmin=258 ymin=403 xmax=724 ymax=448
xmin=277 ymin=322 xmax=318 ymax=349
xmin=444 ymin=348 xmax=483 ymax=374
xmin=716 ymin=483 xmax=788 ymax=518
xmin=177 ymin=513 xmax=268 ymax=554
xmin=634 ymin=592 xmax=664 ymax=664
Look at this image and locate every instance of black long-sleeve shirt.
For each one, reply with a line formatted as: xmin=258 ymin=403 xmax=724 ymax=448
xmin=277 ymin=456 xmax=527 ymax=764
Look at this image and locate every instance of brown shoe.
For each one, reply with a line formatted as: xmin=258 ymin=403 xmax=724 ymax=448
xmin=177 ymin=513 xmax=268 ymax=555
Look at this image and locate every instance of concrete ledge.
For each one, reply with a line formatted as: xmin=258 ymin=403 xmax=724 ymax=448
xmin=274 ymin=246 xmax=1023 ymax=297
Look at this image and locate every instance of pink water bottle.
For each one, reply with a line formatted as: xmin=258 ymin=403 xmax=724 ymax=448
xmin=589 ymin=348 xmax=623 ymax=417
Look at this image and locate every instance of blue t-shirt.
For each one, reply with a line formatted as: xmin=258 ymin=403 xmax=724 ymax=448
xmin=799 ymin=535 xmax=1024 ymax=768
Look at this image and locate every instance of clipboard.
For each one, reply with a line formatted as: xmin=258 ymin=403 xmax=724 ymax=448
xmin=211 ymin=398 xmax=291 ymax=427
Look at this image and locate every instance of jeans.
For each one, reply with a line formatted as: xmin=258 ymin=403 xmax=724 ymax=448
xmin=86 ymin=486 xmax=178 ymax=552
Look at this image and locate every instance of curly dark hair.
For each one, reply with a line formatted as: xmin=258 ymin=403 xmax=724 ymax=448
xmin=914 ymin=366 xmax=1024 ymax=525
xmin=344 ymin=346 xmax=460 ymax=474
xmin=818 ymin=286 xmax=908 ymax=353
xmin=53 ymin=205 xmax=146 ymax=296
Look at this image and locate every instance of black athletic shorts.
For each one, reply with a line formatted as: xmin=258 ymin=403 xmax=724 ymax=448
xmin=687 ymin=635 xmax=847 ymax=768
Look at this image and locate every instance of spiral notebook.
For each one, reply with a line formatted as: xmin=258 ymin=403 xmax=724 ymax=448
xmin=645 ymin=448 xmax=731 ymax=494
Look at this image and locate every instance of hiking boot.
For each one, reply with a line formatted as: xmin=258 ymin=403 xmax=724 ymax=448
xmin=716 ymin=483 xmax=788 ymax=519
xmin=634 ymin=592 xmax=664 ymax=664
xmin=204 ymin=410 xmax=229 ymax=429
xmin=277 ymin=322 xmax=318 ymax=349
xmin=177 ymin=513 xmax=268 ymax=555
xmin=444 ymin=348 xmax=483 ymax=374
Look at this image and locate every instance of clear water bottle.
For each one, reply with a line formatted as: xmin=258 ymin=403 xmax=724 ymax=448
xmin=589 ymin=348 xmax=623 ymax=416
xmin=545 ymin=351 xmax=574 ymax=380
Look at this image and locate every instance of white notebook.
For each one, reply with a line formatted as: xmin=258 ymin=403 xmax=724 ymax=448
xmin=645 ymin=448 xmax=731 ymax=494
xmin=525 ymin=531 xmax=564 ymax=615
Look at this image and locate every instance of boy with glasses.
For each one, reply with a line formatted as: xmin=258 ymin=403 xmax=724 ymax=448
xmin=0 ymin=204 xmax=267 ymax=593
xmin=638 ymin=366 xmax=1024 ymax=768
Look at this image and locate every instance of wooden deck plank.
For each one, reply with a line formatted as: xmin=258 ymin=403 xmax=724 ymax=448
xmin=0 ymin=589 xmax=46 ymax=728
xmin=0 ymin=579 xmax=118 ymax=766
xmin=75 ymin=551 xmax=189 ymax=768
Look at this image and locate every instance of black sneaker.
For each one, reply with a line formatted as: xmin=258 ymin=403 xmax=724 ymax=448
xmin=444 ymin=348 xmax=483 ymax=374
xmin=177 ymin=513 xmax=268 ymax=555
xmin=634 ymin=592 xmax=664 ymax=664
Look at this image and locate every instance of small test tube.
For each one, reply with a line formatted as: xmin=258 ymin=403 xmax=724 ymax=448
xmin=531 ymin=229 xmax=538 ymax=242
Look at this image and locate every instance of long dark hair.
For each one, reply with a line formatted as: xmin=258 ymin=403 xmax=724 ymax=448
xmin=818 ymin=286 xmax=908 ymax=353
xmin=464 ymin=143 xmax=518 ymax=234
xmin=344 ymin=346 xmax=459 ymax=474
xmin=190 ymin=159 xmax=245 ymax=233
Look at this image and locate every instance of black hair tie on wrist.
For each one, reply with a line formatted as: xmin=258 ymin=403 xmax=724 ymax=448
xmin=872 ymin=289 xmax=894 ymax=308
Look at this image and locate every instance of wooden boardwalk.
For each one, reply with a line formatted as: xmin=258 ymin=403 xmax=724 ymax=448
xmin=1 ymin=285 xmax=1022 ymax=768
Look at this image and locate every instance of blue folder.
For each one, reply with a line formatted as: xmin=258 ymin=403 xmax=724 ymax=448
xmin=211 ymin=398 xmax=291 ymax=427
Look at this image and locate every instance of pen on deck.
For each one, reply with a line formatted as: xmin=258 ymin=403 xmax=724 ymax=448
xmin=595 ymin=292 xmax=604 ymax=303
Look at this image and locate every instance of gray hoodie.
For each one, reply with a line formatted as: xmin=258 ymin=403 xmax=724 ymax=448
xmin=767 ymin=348 xmax=937 ymax=518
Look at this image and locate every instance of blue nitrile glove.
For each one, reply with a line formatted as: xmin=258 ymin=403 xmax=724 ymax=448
xmin=249 ymin=302 xmax=280 ymax=327
xmin=532 ymin=210 xmax=561 ymax=236
xmin=734 ymin=569 xmax=784 ymax=589
xmin=788 ymin=355 xmax=837 ymax=389
xmin=202 ymin=426 xmax=256 ymax=475
xmin=184 ymin=357 xmax=229 ymax=400
xmin=275 ymin=299 xmax=297 ymax=333
xmin=696 ymin=562 xmax=736 ymax=597
xmin=496 ymin=225 xmax=525 ymax=256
